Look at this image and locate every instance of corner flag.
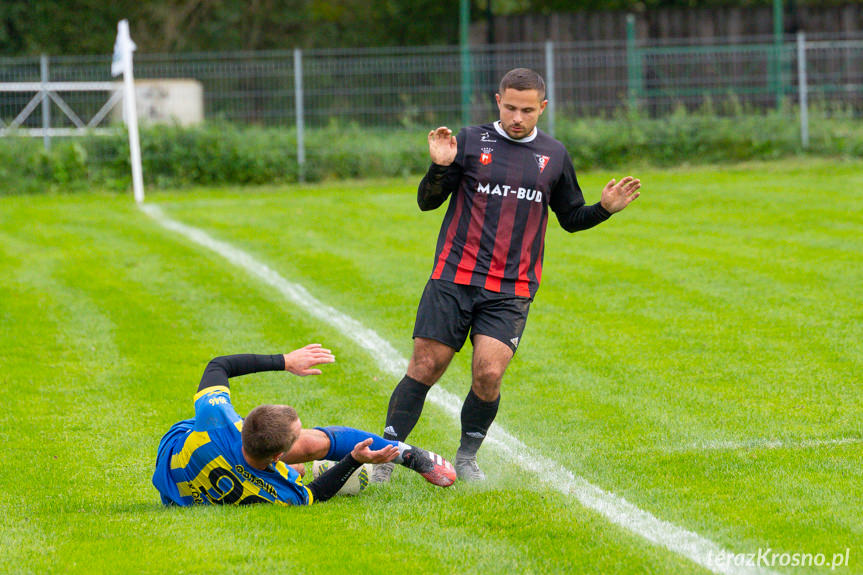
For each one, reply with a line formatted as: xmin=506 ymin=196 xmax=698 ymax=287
xmin=111 ymin=19 xmax=144 ymax=203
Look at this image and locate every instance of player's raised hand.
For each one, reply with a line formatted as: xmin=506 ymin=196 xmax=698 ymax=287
xmin=428 ymin=126 xmax=458 ymax=166
xmin=600 ymin=176 xmax=641 ymax=214
xmin=350 ymin=438 xmax=399 ymax=464
xmin=283 ymin=343 xmax=335 ymax=376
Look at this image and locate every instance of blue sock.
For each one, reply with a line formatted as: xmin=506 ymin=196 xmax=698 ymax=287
xmin=316 ymin=426 xmax=401 ymax=461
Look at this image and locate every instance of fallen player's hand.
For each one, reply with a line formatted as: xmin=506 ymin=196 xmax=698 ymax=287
xmin=350 ymin=438 xmax=399 ymax=464
xmin=283 ymin=343 xmax=335 ymax=376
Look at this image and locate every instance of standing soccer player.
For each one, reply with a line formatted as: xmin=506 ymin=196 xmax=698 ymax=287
xmin=372 ymin=68 xmax=641 ymax=482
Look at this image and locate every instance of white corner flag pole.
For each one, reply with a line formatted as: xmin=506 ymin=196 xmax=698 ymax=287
xmin=112 ymin=20 xmax=144 ymax=203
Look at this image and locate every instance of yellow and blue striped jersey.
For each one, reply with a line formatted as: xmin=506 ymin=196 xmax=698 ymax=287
xmin=152 ymin=385 xmax=312 ymax=506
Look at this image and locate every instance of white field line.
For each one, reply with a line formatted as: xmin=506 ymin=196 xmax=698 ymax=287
xmin=141 ymin=203 xmax=775 ymax=575
xmin=684 ymin=437 xmax=863 ymax=452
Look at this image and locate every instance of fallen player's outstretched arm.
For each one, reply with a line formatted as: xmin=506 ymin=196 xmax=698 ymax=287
xmin=197 ymin=354 xmax=285 ymax=392
xmin=196 ymin=345 xmax=335 ymax=391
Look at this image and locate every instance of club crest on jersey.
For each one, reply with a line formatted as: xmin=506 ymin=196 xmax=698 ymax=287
xmin=535 ymin=154 xmax=550 ymax=173
xmin=480 ymin=147 xmax=494 ymax=165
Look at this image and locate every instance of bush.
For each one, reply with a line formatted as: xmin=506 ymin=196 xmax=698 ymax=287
xmin=0 ymin=137 xmax=93 ymax=195
xmin=1 ymin=108 xmax=861 ymax=195
xmin=555 ymin=104 xmax=863 ymax=170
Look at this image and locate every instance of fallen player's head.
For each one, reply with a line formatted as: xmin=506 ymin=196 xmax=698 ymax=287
xmin=242 ymin=404 xmax=301 ymax=460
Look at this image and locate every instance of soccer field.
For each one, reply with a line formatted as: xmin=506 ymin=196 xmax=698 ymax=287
xmin=1 ymin=159 xmax=861 ymax=574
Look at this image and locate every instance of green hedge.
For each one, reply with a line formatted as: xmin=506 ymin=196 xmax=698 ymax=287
xmin=557 ymin=105 xmax=863 ymax=168
xmin=2 ymin=108 xmax=862 ymax=195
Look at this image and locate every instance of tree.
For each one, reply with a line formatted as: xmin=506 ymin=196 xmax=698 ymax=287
xmin=0 ymin=0 xmax=143 ymax=55
xmin=0 ymin=0 xmax=466 ymax=55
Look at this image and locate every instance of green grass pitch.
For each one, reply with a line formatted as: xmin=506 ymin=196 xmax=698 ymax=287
xmin=0 ymin=158 xmax=861 ymax=574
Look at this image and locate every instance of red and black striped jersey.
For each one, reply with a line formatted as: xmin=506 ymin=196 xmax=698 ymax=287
xmin=418 ymin=121 xmax=611 ymax=298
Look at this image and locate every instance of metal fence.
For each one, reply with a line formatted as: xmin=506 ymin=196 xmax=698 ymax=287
xmin=2 ymin=32 xmax=863 ymax=140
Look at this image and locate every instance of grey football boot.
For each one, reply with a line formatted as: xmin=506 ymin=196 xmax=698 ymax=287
xmin=454 ymin=450 xmax=487 ymax=482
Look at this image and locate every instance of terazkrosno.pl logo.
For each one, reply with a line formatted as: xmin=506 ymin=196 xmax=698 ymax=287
xmin=708 ymin=548 xmax=851 ymax=570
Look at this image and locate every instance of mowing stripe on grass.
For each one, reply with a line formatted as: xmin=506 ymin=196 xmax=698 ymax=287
xmin=141 ymin=203 xmax=775 ymax=575
xmin=684 ymin=437 xmax=863 ymax=452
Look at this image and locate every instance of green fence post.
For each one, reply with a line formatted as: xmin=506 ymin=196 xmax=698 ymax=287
xmin=460 ymin=0 xmax=472 ymax=127
xmin=293 ymin=48 xmax=305 ymax=183
xmin=773 ymin=0 xmax=784 ymax=109
xmin=626 ymin=14 xmax=642 ymax=110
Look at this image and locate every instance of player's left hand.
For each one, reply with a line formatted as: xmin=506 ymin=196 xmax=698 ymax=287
xmin=350 ymin=438 xmax=399 ymax=464
xmin=284 ymin=343 xmax=335 ymax=376
xmin=600 ymin=176 xmax=641 ymax=214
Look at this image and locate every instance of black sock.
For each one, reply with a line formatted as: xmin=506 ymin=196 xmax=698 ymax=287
xmin=383 ymin=375 xmax=431 ymax=441
xmin=458 ymin=388 xmax=500 ymax=457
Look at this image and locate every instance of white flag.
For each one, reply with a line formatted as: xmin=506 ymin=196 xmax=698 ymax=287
xmin=111 ymin=20 xmax=136 ymax=77
xmin=111 ymin=40 xmax=123 ymax=77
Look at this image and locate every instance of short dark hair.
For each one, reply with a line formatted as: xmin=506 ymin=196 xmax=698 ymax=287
xmin=242 ymin=404 xmax=300 ymax=459
xmin=499 ymin=68 xmax=546 ymax=101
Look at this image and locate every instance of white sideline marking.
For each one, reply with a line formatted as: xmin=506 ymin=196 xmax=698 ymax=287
xmin=685 ymin=437 xmax=862 ymax=452
xmin=141 ymin=203 xmax=775 ymax=575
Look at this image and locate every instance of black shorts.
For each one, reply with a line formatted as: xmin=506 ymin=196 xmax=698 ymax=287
xmin=412 ymin=279 xmax=532 ymax=353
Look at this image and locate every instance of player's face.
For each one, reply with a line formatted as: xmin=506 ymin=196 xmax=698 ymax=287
xmin=496 ymin=88 xmax=547 ymax=139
